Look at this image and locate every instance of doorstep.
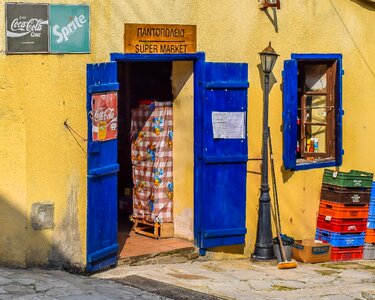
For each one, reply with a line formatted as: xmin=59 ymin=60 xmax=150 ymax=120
xmin=119 ymin=246 xmax=199 ymax=266
xmin=118 ymin=230 xmax=198 ymax=266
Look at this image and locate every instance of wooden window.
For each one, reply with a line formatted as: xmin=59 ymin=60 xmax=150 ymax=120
xmin=282 ymin=54 xmax=343 ymax=171
xmin=297 ymin=61 xmax=336 ymax=163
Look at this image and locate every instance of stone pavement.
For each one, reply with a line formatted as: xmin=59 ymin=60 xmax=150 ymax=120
xmin=0 ymin=259 xmax=374 ymax=299
xmin=96 ymin=258 xmax=375 ymax=300
xmin=0 ymin=267 xmax=170 ymax=299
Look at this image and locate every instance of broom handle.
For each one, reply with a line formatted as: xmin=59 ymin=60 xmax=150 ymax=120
xmin=268 ymin=127 xmax=282 ymax=234
xmin=268 ymin=127 xmax=287 ymax=262
xmin=278 ymin=234 xmax=288 ymax=262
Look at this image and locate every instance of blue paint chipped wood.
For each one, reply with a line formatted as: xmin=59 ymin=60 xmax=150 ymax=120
xmin=199 ymin=62 xmax=248 ymax=251
xmin=336 ymin=58 xmax=344 ymax=167
xmin=282 ymin=59 xmax=298 ymax=170
xmin=86 ymin=62 xmax=119 ymax=273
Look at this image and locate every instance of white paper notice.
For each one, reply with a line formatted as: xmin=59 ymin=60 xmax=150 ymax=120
xmin=212 ymin=111 xmax=246 ymax=139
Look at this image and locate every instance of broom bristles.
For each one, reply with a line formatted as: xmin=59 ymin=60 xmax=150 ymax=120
xmin=277 ymin=260 xmax=298 ymax=269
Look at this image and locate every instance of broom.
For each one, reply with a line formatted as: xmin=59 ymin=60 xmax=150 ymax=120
xmin=268 ymin=127 xmax=297 ymax=269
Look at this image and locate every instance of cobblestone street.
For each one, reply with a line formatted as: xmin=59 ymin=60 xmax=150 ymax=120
xmin=1 ymin=258 xmax=374 ymax=299
xmin=0 ymin=267 xmax=168 ymax=300
xmin=97 ymin=258 xmax=375 ymax=300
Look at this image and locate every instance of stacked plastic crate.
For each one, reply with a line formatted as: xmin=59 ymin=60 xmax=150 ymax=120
xmin=316 ymin=169 xmax=373 ymax=261
xmin=364 ymin=182 xmax=375 ymax=259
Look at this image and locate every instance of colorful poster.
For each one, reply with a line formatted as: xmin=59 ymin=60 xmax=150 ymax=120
xmin=49 ymin=4 xmax=90 ymax=53
xmin=91 ymin=92 xmax=118 ymax=142
xmin=6 ymin=3 xmax=49 ymax=54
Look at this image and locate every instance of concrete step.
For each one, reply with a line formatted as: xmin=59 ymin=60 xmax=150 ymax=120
xmin=118 ymin=246 xmax=199 ymax=266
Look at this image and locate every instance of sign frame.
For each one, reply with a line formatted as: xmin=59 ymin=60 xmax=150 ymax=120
xmin=5 ymin=2 xmax=50 ymax=54
xmin=91 ymin=91 xmax=118 ymax=142
xmin=49 ymin=4 xmax=90 ymax=54
xmin=124 ymin=23 xmax=196 ymax=54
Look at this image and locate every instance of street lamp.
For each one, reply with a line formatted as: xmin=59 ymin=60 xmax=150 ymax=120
xmin=253 ymin=42 xmax=279 ymax=260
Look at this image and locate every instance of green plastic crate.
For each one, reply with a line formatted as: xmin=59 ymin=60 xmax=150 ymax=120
xmin=323 ymin=169 xmax=373 ymax=188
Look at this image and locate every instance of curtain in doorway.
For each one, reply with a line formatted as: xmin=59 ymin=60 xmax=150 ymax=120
xmin=131 ymin=101 xmax=173 ymax=223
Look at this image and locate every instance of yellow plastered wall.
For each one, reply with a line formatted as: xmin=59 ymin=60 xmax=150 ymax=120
xmin=0 ymin=0 xmax=374 ymax=266
xmin=172 ymin=61 xmax=194 ymax=241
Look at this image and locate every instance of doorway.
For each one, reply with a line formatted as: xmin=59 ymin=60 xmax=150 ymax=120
xmin=86 ymin=54 xmax=248 ymax=272
xmin=116 ymin=60 xmax=195 ymax=260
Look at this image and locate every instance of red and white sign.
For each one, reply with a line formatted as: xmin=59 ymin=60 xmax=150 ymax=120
xmin=91 ymin=92 xmax=118 ymax=141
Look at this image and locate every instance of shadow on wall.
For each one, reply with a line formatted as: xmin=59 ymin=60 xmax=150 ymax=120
xmin=256 ymin=63 xmax=295 ymax=183
xmin=351 ymin=0 xmax=375 ymax=10
xmin=262 ymin=7 xmax=279 ymax=33
xmin=0 ymin=185 xmax=84 ymax=273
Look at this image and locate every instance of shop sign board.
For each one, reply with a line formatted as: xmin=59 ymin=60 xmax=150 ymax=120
xmin=91 ymin=92 xmax=118 ymax=142
xmin=49 ymin=4 xmax=90 ymax=53
xmin=6 ymin=3 xmax=49 ymax=54
xmin=124 ymin=23 xmax=196 ymax=54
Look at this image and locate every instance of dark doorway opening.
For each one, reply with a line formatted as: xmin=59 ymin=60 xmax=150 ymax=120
xmin=116 ymin=61 xmax=193 ymax=260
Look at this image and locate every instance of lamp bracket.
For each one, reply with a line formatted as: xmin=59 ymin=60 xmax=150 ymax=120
xmin=259 ymin=0 xmax=280 ymax=10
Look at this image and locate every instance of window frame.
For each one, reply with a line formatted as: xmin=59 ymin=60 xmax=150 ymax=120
xmin=283 ymin=53 xmax=344 ymax=171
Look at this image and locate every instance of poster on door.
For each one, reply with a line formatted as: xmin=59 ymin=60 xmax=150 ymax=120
xmin=91 ymin=92 xmax=118 ymax=142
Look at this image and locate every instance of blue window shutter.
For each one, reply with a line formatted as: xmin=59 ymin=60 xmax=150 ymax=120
xmin=335 ymin=58 xmax=344 ymax=166
xmin=282 ymin=59 xmax=298 ymax=169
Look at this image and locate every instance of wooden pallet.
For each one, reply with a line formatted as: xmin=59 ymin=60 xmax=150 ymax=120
xmin=131 ymin=219 xmax=174 ymax=239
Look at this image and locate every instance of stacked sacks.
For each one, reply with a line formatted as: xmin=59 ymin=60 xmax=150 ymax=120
xmin=364 ymin=182 xmax=375 ymax=259
xmin=316 ymin=169 xmax=373 ymax=261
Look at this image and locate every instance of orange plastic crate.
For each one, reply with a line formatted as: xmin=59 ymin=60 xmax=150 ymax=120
xmin=331 ymin=246 xmax=363 ymax=261
xmin=319 ymin=200 xmax=369 ymax=219
xmin=365 ymin=229 xmax=375 ymax=243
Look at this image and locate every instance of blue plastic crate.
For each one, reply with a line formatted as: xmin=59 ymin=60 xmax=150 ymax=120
xmin=371 ymin=182 xmax=375 ymax=198
xmin=369 ymin=202 xmax=375 ymax=216
xmin=316 ymin=228 xmax=365 ymax=247
xmin=367 ymin=216 xmax=375 ymax=229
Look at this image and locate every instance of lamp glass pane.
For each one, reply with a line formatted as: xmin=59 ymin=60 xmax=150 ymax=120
xmin=260 ymin=54 xmax=267 ymax=73
xmin=265 ymin=55 xmax=274 ymax=73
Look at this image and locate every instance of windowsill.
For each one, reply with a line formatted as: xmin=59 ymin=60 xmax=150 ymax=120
xmin=297 ymin=157 xmax=334 ymax=164
xmin=294 ymin=157 xmax=337 ymax=171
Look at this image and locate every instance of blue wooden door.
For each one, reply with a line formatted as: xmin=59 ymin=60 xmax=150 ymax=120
xmin=86 ymin=62 xmax=119 ymax=273
xmin=199 ymin=62 xmax=248 ymax=253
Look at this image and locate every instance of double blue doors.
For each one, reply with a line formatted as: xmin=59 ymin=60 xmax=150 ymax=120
xmin=86 ymin=56 xmax=248 ymax=272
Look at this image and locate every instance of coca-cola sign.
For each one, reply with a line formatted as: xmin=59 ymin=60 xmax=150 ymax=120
xmin=91 ymin=92 xmax=118 ymax=142
xmin=6 ymin=3 xmax=49 ymax=53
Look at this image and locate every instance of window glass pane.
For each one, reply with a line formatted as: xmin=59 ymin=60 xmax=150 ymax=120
xmin=306 ymin=95 xmax=327 ymax=123
xmin=304 ymin=64 xmax=327 ymax=92
xmin=305 ymin=95 xmax=326 ymax=153
xmin=305 ymin=125 xmax=326 ymax=153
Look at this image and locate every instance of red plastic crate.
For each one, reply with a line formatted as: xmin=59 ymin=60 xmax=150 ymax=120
xmin=365 ymin=228 xmax=375 ymax=243
xmin=319 ymin=200 xmax=369 ymax=219
xmin=331 ymin=246 xmax=363 ymax=261
xmin=317 ymin=215 xmax=367 ymax=233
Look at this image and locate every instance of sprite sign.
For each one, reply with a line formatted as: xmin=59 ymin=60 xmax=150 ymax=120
xmin=49 ymin=4 xmax=90 ymax=53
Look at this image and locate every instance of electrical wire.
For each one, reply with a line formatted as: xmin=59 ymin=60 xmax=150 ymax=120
xmin=64 ymin=120 xmax=87 ymax=156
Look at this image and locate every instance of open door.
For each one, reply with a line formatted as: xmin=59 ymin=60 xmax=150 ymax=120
xmin=86 ymin=62 xmax=119 ymax=273
xmin=199 ymin=62 xmax=248 ymax=253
